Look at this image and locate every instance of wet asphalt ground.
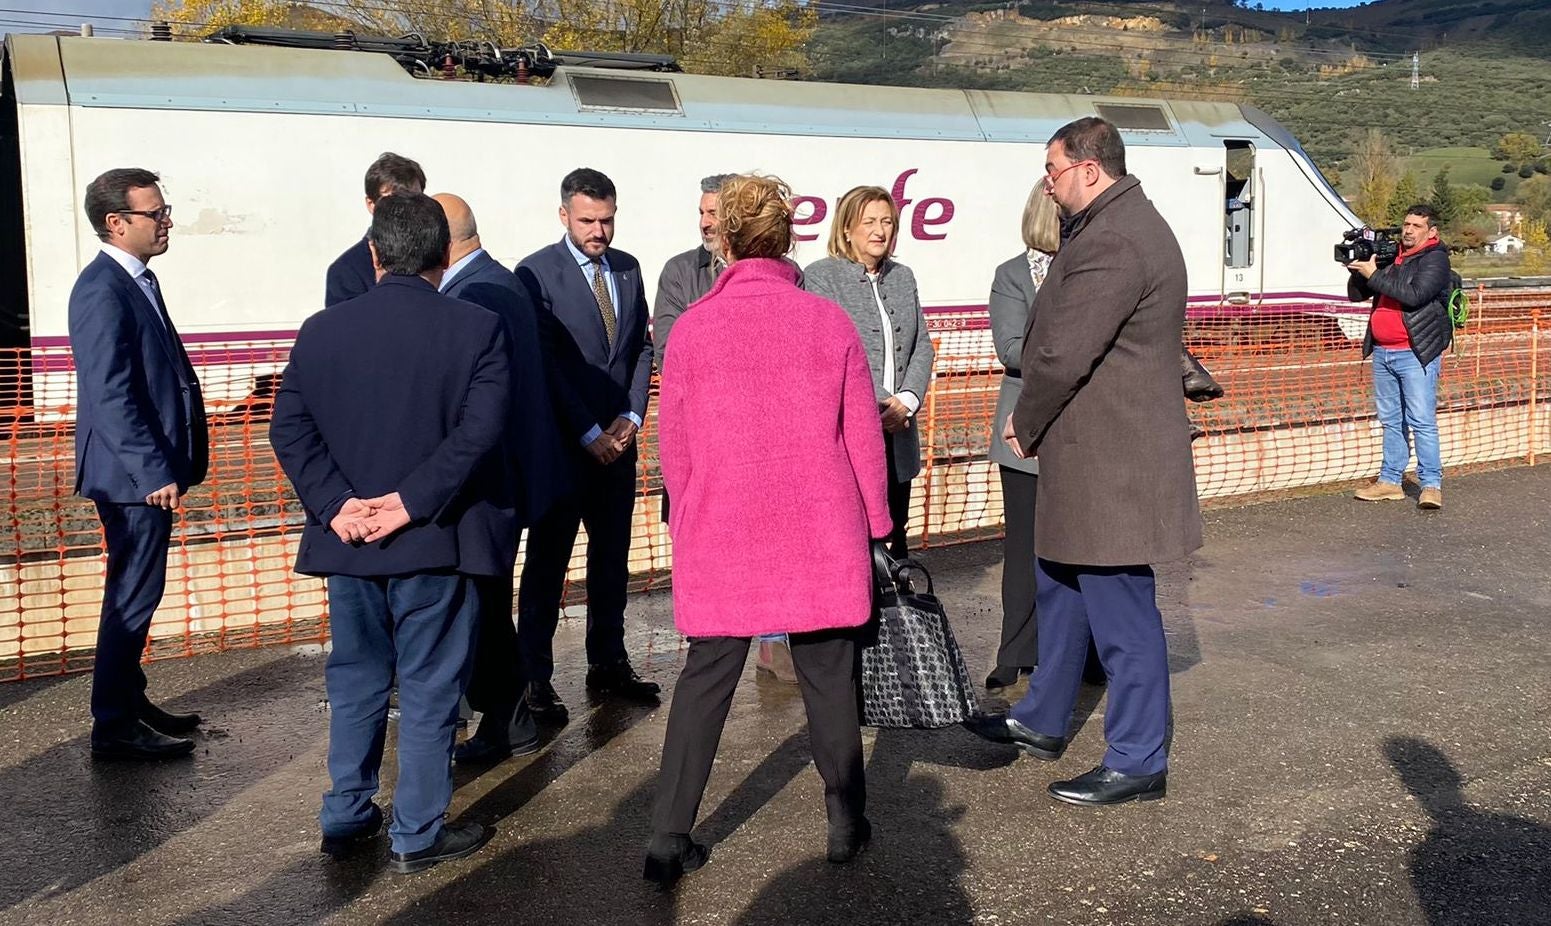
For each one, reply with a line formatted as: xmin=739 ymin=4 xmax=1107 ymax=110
xmin=1 ymin=465 xmax=1548 ymax=926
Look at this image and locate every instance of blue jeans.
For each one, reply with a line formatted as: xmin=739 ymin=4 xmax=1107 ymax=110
xmin=1371 ymin=347 xmax=1442 ymax=489
xmin=320 ymin=573 xmax=479 ymax=854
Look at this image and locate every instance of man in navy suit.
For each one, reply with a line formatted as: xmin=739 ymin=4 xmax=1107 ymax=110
xmin=69 ymin=168 xmax=208 ymax=761
xmin=323 ymin=152 xmax=425 ymax=308
xmin=515 ymin=168 xmax=659 ymax=724
xmin=432 ymin=192 xmax=570 ymax=764
xmin=271 ymin=192 xmax=510 ymax=873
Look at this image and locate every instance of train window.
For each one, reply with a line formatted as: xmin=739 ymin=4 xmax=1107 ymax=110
xmin=1093 ymin=103 xmax=1172 ymax=132
xmin=569 ymin=75 xmax=681 ymax=114
xmin=1225 ymin=141 xmax=1255 ymax=269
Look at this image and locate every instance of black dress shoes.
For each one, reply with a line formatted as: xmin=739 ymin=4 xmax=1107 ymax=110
xmin=1048 ymin=765 xmax=1167 ymax=806
xmin=454 ymin=729 xmax=541 ymax=765
xmin=586 ymin=660 xmax=661 ymax=701
xmin=642 ymin=834 xmax=710 ymax=890
xmin=984 ymin=665 xmax=1030 ymax=691
xmin=139 ymin=700 xmax=202 ymax=736
xmin=320 ymin=802 xmax=384 ymax=858
xmin=525 ymin=681 xmax=569 ymax=726
xmin=91 ymin=720 xmax=195 ymax=761
xmin=826 ymin=816 xmax=872 ymax=864
xmin=962 ymin=713 xmax=1066 ymax=761
xmin=388 ymin=821 xmax=493 ymax=874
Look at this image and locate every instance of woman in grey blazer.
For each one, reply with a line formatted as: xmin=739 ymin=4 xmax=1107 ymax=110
xmin=804 ymin=185 xmax=935 ymax=557
xmin=985 ymin=182 xmax=1104 ymax=692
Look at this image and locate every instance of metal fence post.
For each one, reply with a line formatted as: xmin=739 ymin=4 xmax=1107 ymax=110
xmin=1531 ymin=309 xmax=1541 ymax=466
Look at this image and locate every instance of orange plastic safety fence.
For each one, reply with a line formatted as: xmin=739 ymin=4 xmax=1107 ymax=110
xmin=3 ymin=291 xmax=1548 ymax=681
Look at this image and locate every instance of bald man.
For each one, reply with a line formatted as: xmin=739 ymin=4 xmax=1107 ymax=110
xmin=433 ymin=193 xmax=571 ymax=764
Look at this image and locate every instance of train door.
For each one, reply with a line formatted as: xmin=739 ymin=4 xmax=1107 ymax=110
xmin=0 ymin=46 xmax=33 ymax=424
xmin=1222 ymin=140 xmax=1263 ymax=305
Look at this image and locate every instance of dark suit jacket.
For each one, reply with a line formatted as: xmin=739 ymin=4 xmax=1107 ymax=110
xmin=444 ymin=250 xmax=572 ymax=529
xmin=68 ymin=251 xmax=208 ymax=502
xmin=987 ymin=252 xmax=1041 ymax=475
xmin=324 ymin=236 xmax=374 ymax=308
xmin=270 ymin=274 xmax=513 ymax=578
xmin=515 ymin=239 xmax=653 ymax=447
xmin=1010 ymin=175 xmax=1202 ymax=566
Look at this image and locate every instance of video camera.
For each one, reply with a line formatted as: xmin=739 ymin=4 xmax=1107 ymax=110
xmin=1334 ymin=226 xmax=1400 ymax=267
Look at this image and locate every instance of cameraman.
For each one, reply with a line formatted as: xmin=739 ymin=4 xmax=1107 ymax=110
xmin=1346 ymin=204 xmax=1452 ymax=510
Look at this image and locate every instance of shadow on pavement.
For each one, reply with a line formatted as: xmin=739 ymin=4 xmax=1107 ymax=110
xmin=0 ymin=654 xmax=326 ymax=911
xmin=1386 ymin=735 xmax=1551 ymax=926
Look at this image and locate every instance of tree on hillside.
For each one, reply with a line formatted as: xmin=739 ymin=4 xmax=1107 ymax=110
xmin=1522 ymin=219 xmax=1549 ymax=276
xmin=1518 ymin=175 xmax=1551 ymax=226
xmin=1494 ymin=132 xmax=1544 ymax=167
xmin=1429 ymin=167 xmax=1459 ymax=230
xmin=1350 ymin=129 xmax=1398 ymax=228
xmin=1387 ymin=172 xmax=1421 ymax=226
xmin=152 ymin=0 xmax=816 ymax=78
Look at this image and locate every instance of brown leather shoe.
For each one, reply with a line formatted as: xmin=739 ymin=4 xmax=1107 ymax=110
xmin=1354 ymin=480 xmax=1406 ymax=501
xmin=1418 ymin=487 xmax=1443 ymax=510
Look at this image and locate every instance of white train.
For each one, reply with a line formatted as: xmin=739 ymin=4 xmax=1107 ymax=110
xmin=1 ymin=30 xmax=1361 ymax=411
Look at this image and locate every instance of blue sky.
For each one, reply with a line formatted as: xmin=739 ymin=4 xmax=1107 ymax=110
xmin=1 ymin=0 xmax=156 ymax=35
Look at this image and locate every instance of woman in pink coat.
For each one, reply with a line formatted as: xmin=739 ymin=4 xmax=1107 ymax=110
xmin=644 ymin=174 xmax=892 ymax=889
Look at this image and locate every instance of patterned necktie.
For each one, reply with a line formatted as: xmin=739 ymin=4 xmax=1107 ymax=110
xmin=591 ymin=257 xmax=617 ymax=348
xmin=141 ymin=268 xmax=171 ymax=331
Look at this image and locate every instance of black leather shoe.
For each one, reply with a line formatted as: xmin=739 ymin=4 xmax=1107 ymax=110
xmin=586 ymin=660 xmax=661 ymax=701
xmin=389 ymin=821 xmax=492 ymax=874
xmin=91 ymin=720 xmax=195 ymax=761
xmin=320 ymin=803 xmax=384 ymax=858
xmin=139 ymin=700 xmax=202 ymax=736
xmin=455 ymin=729 xmax=541 ymax=765
xmin=525 ymin=681 xmax=569 ymax=726
xmin=1048 ymin=765 xmax=1166 ymax=806
xmin=826 ymin=817 xmax=872 ymax=864
xmin=642 ymin=834 xmax=710 ymax=890
xmin=961 ymin=713 xmax=1065 ymax=761
xmin=984 ymin=665 xmax=1029 ymax=691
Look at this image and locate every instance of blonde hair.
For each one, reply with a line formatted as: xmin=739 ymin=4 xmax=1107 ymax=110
xmin=1021 ymin=179 xmax=1060 ymax=254
xmin=827 ymin=185 xmax=900 ymax=262
xmin=718 ymin=174 xmax=795 ymax=260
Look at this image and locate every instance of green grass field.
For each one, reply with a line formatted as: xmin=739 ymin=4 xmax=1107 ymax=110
xmin=1401 ymin=147 xmax=1527 ymax=202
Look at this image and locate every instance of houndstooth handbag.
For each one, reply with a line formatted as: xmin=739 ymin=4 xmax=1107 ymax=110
xmin=860 ymin=544 xmax=981 ymax=729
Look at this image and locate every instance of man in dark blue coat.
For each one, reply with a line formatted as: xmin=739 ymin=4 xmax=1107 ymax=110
xmin=271 ymin=192 xmax=510 ymax=874
xmin=432 ymin=192 xmax=570 ymax=763
xmin=69 ymin=168 xmax=209 ymax=761
xmin=323 ymin=152 xmax=425 ymax=308
xmin=515 ymin=167 xmax=658 ymax=724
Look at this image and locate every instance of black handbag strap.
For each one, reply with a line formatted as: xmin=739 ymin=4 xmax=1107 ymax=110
xmin=870 ymin=541 xmax=935 ymax=596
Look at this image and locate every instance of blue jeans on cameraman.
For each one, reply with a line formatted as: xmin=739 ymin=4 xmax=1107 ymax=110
xmin=1371 ymin=346 xmax=1442 ymax=490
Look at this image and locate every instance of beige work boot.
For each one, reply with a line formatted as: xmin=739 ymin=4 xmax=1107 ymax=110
xmin=1354 ymin=480 xmax=1406 ymax=501
xmin=1418 ymin=488 xmax=1443 ymax=510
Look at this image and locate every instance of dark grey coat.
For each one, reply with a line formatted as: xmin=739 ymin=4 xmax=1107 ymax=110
xmin=652 ymin=244 xmax=717 ymax=371
xmin=804 ymin=255 xmax=935 ymax=483
xmin=987 ymin=252 xmax=1041 ymax=474
xmin=1009 ymin=175 xmax=1202 ymax=566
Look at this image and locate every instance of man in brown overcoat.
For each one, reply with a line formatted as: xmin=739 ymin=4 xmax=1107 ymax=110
xmin=967 ymin=117 xmax=1202 ymax=806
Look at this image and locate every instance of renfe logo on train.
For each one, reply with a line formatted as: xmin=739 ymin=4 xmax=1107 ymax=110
xmin=793 ymin=170 xmax=955 ymax=243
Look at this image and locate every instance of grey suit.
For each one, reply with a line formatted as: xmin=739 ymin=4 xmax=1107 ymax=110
xmin=987 ymin=253 xmax=1040 ymax=475
xmin=652 ymin=245 xmax=717 ymax=371
xmin=802 ymin=256 xmax=934 ymax=483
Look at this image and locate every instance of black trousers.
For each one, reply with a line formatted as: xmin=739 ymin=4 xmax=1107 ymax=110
xmin=996 ymin=467 xmax=1040 ymax=670
xmin=885 ymin=433 xmax=912 ymax=559
xmin=652 ymin=628 xmax=865 ymax=837
xmin=517 ymin=454 xmax=636 ymax=680
xmin=467 ymin=572 xmax=536 ymax=741
xmin=91 ymin=502 xmax=173 ymax=733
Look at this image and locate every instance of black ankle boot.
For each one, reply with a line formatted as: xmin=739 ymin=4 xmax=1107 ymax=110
xmin=642 ymin=834 xmax=709 ymax=890
xmin=826 ymin=817 xmax=872 ymax=864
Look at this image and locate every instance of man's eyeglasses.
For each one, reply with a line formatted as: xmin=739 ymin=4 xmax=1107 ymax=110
xmin=117 ymin=206 xmax=173 ymax=223
xmin=1045 ymin=160 xmax=1096 ymax=184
